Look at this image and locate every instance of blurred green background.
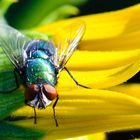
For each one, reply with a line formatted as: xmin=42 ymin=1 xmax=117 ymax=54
xmin=5 ymin=0 xmax=140 ymax=29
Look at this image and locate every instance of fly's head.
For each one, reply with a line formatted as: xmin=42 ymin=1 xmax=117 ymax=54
xmin=25 ymin=84 xmax=57 ymax=109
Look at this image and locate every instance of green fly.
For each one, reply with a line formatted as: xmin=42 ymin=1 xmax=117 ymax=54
xmin=0 ymin=23 xmax=89 ymax=126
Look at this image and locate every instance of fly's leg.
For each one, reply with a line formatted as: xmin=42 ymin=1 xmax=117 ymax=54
xmin=33 ymin=107 xmax=37 ymax=124
xmin=0 ymin=69 xmax=19 ymax=93
xmin=10 ymin=69 xmax=19 ymax=91
xmin=53 ymin=95 xmax=59 ymax=127
xmin=64 ymin=67 xmax=91 ymax=89
xmin=13 ymin=68 xmax=20 ymax=88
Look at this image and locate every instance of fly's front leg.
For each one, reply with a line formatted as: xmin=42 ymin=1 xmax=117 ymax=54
xmin=53 ymin=95 xmax=59 ymax=127
xmin=64 ymin=67 xmax=91 ymax=89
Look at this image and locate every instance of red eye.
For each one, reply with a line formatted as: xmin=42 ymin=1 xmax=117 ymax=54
xmin=25 ymin=84 xmax=39 ymax=101
xmin=42 ymin=84 xmax=57 ymax=100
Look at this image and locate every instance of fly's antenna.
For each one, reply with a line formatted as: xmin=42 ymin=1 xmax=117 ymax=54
xmin=33 ymin=107 xmax=37 ymax=124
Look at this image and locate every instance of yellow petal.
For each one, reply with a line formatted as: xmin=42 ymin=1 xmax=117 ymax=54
xmin=109 ymin=83 xmax=140 ymax=99
xmin=79 ymin=31 xmax=140 ymax=51
xmin=36 ymin=4 xmax=140 ymax=39
xmin=54 ymin=133 xmax=106 ymax=140
xmin=11 ymin=88 xmax=140 ymax=139
xmin=58 ymin=59 xmax=140 ymax=89
xmin=67 ymin=50 xmax=140 ymax=70
xmin=35 ymin=4 xmax=140 ymax=51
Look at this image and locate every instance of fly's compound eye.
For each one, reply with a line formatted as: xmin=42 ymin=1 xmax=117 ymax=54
xmin=42 ymin=84 xmax=57 ymax=100
xmin=25 ymin=84 xmax=39 ymax=101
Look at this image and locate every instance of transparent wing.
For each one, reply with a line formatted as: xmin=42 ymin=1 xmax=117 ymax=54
xmin=0 ymin=24 xmax=30 ymax=69
xmin=53 ymin=22 xmax=85 ymax=71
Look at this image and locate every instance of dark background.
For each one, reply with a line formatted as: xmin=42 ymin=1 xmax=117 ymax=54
xmin=6 ymin=0 xmax=140 ymax=18
xmin=79 ymin=0 xmax=140 ymax=15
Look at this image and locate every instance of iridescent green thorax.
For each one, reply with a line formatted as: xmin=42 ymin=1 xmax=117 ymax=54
xmin=25 ymin=40 xmax=57 ymax=86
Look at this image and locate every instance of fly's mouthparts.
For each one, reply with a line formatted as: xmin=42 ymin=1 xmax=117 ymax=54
xmin=26 ymin=92 xmax=52 ymax=109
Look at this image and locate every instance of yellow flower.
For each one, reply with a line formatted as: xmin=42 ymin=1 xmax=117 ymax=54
xmin=9 ymin=4 xmax=140 ymax=140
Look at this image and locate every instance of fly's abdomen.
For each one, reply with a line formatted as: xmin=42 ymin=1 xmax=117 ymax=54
xmin=25 ymin=58 xmax=56 ymax=86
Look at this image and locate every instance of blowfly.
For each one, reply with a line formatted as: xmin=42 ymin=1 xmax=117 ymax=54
xmin=0 ymin=23 xmax=89 ymax=126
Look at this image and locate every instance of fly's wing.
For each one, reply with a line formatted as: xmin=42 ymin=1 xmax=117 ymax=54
xmin=0 ymin=24 xmax=30 ymax=69
xmin=53 ymin=22 xmax=85 ymax=72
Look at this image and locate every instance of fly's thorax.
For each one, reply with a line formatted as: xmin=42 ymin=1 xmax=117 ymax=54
xmin=25 ymin=40 xmax=55 ymax=57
